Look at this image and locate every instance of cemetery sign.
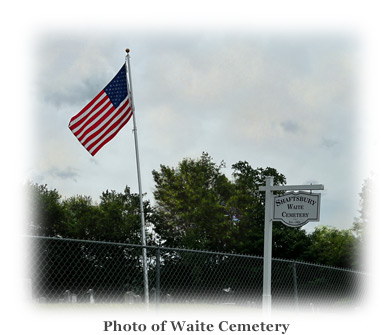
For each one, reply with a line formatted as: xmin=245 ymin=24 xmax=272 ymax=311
xmin=273 ymin=191 xmax=321 ymax=227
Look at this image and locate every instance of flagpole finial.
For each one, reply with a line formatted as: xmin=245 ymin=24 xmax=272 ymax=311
xmin=126 ymin=48 xmax=130 ymax=54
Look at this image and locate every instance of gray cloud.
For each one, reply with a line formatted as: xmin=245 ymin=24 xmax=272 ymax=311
xmin=280 ymin=120 xmax=300 ymax=133
xmin=321 ymin=138 xmax=339 ymax=148
xmin=47 ymin=166 xmax=79 ymax=182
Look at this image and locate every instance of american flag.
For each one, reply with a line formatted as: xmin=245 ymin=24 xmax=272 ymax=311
xmin=68 ymin=64 xmax=133 ymax=156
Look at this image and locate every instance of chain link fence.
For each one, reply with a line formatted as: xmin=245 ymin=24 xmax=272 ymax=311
xmin=24 ymin=236 xmax=368 ymax=311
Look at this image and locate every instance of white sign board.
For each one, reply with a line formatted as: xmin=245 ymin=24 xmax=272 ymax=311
xmin=273 ymin=191 xmax=321 ymax=227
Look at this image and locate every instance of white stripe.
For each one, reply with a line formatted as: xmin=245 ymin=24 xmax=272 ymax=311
xmin=84 ymin=102 xmax=131 ymax=150
xmin=87 ymin=107 xmax=132 ymax=154
xmin=69 ymin=92 xmax=107 ymax=128
xmin=75 ymin=100 xmax=113 ymax=141
xmin=72 ymin=98 xmax=111 ymax=136
xmin=80 ymin=98 xmax=129 ymax=145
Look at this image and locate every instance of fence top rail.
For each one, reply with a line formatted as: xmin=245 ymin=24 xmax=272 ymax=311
xmin=25 ymin=235 xmax=263 ymax=259
xmin=25 ymin=235 xmax=369 ymax=275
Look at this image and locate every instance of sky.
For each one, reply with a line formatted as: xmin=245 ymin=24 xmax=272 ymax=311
xmin=26 ymin=31 xmax=368 ymax=232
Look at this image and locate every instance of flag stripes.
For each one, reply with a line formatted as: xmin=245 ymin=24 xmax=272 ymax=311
xmin=85 ymin=99 xmax=132 ymax=156
xmin=68 ymin=64 xmax=132 ymax=156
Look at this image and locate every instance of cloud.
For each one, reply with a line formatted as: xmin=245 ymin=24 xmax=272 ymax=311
xmin=34 ymin=37 xmax=119 ymax=108
xmin=321 ymin=138 xmax=338 ymax=148
xmin=47 ymin=166 xmax=79 ymax=182
xmin=280 ymin=120 xmax=300 ymax=134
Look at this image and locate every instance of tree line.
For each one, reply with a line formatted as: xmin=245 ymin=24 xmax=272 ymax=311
xmin=26 ymin=152 xmax=368 ymax=270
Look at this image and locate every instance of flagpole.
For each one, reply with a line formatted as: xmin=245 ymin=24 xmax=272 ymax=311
xmin=125 ymin=48 xmax=149 ymax=306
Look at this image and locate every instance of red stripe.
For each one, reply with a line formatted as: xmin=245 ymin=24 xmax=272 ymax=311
xmin=72 ymin=98 xmax=112 ymax=139
xmin=85 ymin=102 xmax=131 ymax=151
xmin=89 ymin=111 xmax=133 ymax=156
xmin=70 ymin=94 xmax=110 ymax=133
xmin=82 ymin=99 xmax=130 ymax=146
xmin=76 ymin=101 xmax=115 ymax=143
xmin=68 ymin=90 xmax=106 ymax=128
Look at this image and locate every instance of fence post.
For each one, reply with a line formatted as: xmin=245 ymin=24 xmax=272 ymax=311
xmin=292 ymin=262 xmax=299 ymax=309
xmin=156 ymin=247 xmax=161 ymax=310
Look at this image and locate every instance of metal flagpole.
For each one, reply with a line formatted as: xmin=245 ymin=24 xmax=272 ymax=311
xmin=125 ymin=48 xmax=149 ymax=305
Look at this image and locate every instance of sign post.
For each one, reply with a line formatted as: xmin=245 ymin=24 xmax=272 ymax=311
xmin=262 ymin=176 xmax=274 ymax=312
xmin=259 ymin=180 xmax=324 ymax=314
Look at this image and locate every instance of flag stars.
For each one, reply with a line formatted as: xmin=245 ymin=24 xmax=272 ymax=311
xmin=104 ymin=65 xmax=129 ymax=108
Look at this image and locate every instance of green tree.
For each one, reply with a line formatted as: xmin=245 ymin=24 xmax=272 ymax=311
xmin=228 ymin=162 xmax=288 ymax=255
xmin=351 ymin=177 xmax=372 ymax=271
xmin=353 ymin=177 xmax=372 ymax=241
xmin=26 ymin=182 xmax=151 ymax=244
xmin=152 ymin=154 xmax=303 ymax=256
xmin=272 ymin=222 xmax=311 ymax=260
xmin=152 ymin=152 xmax=236 ymax=251
xmin=303 ymin=226 xmax=358 ymax=269
xmin=98 ymin=186 xmax=153 ymax=243
xmin=26 ymin=182 xmax=65 ymax=237
xmin=62 ymin=195 xmax=101 ymax=240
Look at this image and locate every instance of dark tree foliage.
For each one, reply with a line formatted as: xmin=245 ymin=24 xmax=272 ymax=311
xmin=26 ymin=153 xmax=362 ymax=269
xmin=272 ymin=222 xmax=311 ymax=261
xmin=228 ymin=162 xmax=287 ymax=256
xmin=61 ymin=195 xmax=101 ymax=240
xmin=348 ymin=177 xmax=372 ymax=271
xmin=151 ymin=153 xmax=236 ymax=251
xmin=26 ymin=183 xmax=64 ymax=237
xmin=301 ymin=226 xmax=358 ymax=269
xmin=353 ymin=177 xmax=372 ymax=241
xmin=97 ymin=186 xmax=152 ymax=243
xmin=26 ymin=184 xmax=152 ymax=300
xmin=26 ymin=182 xmax=152 ymax=244
xmin=151 ymin=153 xmax=360 ymax=268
